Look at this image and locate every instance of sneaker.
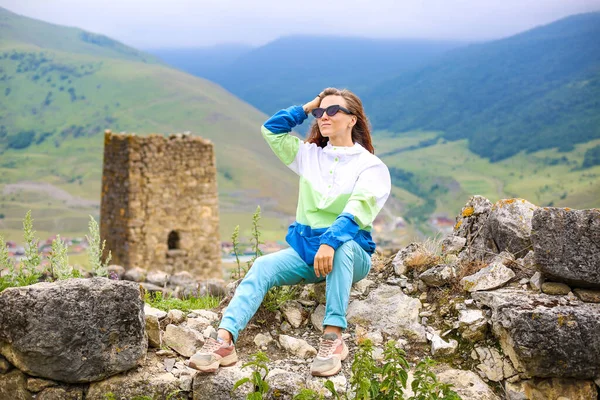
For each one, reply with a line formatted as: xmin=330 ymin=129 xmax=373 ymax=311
xmin=189 ymin=331 xmax=238 ymax=373
xmin=310 ymin=332 xmax=349 ymax=377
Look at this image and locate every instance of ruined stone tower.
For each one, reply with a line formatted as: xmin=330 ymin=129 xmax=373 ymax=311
xmin=100 ymin=130 xmax=221 ymax=279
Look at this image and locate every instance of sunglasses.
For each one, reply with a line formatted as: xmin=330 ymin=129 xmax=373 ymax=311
xmin=311 ymin=105 xmax=353 ymax=119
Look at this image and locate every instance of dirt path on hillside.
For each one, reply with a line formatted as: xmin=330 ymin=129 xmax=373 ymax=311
xmin=2 ymin=182 xmax=99 ymax=208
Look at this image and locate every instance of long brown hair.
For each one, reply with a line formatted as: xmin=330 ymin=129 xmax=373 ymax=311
xmin=306 ymin=87 xmax=375 ymax=154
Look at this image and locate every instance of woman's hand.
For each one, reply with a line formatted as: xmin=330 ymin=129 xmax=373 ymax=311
xmin=303 ymin=94 xmax=322 ymax=115
xmin=314 ymin=244 xmax=335 ymax=278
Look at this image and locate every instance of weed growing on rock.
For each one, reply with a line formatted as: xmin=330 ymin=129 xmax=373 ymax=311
xmin=144 ymin=290 xmax=220 ymax=312
xmin=22 ymin=210 xmax=42 ymax=280
xmin=49 ymin=234 xmax=72 ymax=280
xmin=380 ymin=340 xmax=410 ymax=399
xmin=229 ymin=205 xmax=300 ymax=313
xmin=86 ymin=215 xmax=111 ymax=277
xmin=233 ymin=351 xmax=270 ymax=399
xmin=409 ymin=358 xmax=461 ymax=400
xmin=230 ymin=224 xmax=245 ymax=280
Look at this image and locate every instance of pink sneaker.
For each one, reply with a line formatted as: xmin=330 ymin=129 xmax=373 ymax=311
xmin=189 ymin=331 xmax=238 ymax=373
xmin=310 ymin=332 xmax=349 ymax=377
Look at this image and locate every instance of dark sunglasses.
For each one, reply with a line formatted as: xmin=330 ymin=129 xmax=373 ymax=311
xmin=311 ymin=105 xmax=353 ymax=119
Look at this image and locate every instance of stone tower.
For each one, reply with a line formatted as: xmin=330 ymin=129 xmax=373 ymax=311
xmin=100 ymin=130 xmax=221 ymax=279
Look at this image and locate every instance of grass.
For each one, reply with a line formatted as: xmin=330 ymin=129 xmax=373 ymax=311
xmin=144 ymin=291 xmax=221 ymax=312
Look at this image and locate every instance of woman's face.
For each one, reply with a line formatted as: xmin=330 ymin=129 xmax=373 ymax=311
xmin=317 ymin=95 xmax=355 ymax=139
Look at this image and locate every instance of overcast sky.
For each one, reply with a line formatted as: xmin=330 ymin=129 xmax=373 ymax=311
xmin=2 ymin=0 xmax=600 ymax=49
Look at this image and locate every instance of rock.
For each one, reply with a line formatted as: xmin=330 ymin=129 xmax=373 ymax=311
xmin=266 ymin=368 xmax=305 ymax=398
xmin=203 ymin=325 xmax=217 ymax=339
xmin=164 ymin=358 xmax=176 ymax=372
xmin=436 ymin=368 xmax=500 ymax=400
xmin=146 ymin=314 xmax=162 ymax=348
xmin=574 ymin=289 xmax=600 ymax=303
xmin=485 ymin=198 xmax=537 ymax=258
xmin=313 ymin=282 xmax=327 ymax=304
xmin=458 ymin=309 xmax=488 ymax=342
xmin=280 ymin=321 xmax=292 ymax=333
xmin=278 ymin=335 xmax=317 ymax=359
xmin=541 ymin=282 xmax=571 ymax=295
xmin=514 ymin=250 xmax=538 ymax=278
xmin=87 ymin=353 xmax=181 ymax=400
xmin=192 ymin=364 xmax=252 ymax=399
xmin=475 ymin=346 xmax=516 ymax=382
xmin=347 ymin=285 xmax=426 ymax=342
xmin=0 ymin=354 xmax=10 ymax=374
xmin=532 ymin=207 xmax=600 ymax=288
xmin=392 ymin=243 xmax=424 ymax=275
xmin=254 ymin=333 xmax=274 ymax=349
xmin=107 ymin=265 xmax=125 ymax=279
xmin=351 ymin=279 xmax=374 ymax=296
xmin=441 ymin=235 xmax=467 ymax=255
xmin=190 ymin=309 xmax=219 ymax=322
xmin=123 ymin=266 xmax=147 ymax=282
xmin=163 ymin=324 xmax=204 ymax=357
xmin=472 ymin=287 xmax=600 ymax=378
xmin=169 ymin=270 xmax=197 ymax=288
xmin=281 ymin=301 xmax=305 ymax=328
xmin=530 ymin=271 xmax=544 ymax=291
xmin=144 ymin=303 xmax=167 ymax=320
xmin=0 ymin=278 xmax=146 ymax=383
xmin=147 ymin=270 xmax=169 ymax=287
xmin=186 ymin=316 xmax=211 ymax=332
xmin=430 ymin=334 xmax=458 ymax=356
xmin=505 ymin=378 xmax=598 ymax=400
xmin=461 ymin=252 xmax=515 ymax=292
xmin=454 ymin=196 xmax=494 ymax=261
xmin=420 ymin=264 xmax=456 ymax=287
xmin=156 ymin=349 xmax=175 ymax=357
xmin=140 ymin=281 xmax=170 ymax=295
xmin=392 ymin=242 xmax=437 ymax=274
xmin=310 ymin=304 xmax=326 ymax=333
xmin=305 ymin=374 xmax=347 ymax=397
xmin=36 ymin=387 xmax=84 ymax=400
xmin=0 ymin=369 xmax=31 ymax=400
xmin=27 ymin=377 xmax=57 ymax=393
xmin=167 ymin=309 xmax=187 ymax=324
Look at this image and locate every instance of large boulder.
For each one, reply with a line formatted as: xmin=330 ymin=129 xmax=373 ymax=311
xmin=531 ymin=207 xmax=600 ymax=288
xmin=347 ymin=284 xmax=426 ymax=342
xmin=472 ymin=288 xmax=600 ymax=379
xmin=87 ymin=352 xmax=183 ymax=400
xmin=0 ymin=278 xmax=147 ymax=383
xmin=485 ymin=198 xmax=537 ymax=258
xmin=453 ymin=196 xmax=494 ymax=261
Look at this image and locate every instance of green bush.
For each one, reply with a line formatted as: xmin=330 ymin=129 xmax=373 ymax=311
xmin=7 ymin=130 xmax=35 ymax=150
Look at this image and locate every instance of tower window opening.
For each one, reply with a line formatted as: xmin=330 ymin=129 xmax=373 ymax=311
xmin=168 ymin=231 xmax=180 ymax=250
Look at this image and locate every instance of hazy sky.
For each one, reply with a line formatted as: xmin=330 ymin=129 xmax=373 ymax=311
xmin=2 ymin=0 xmax=600 ymax=49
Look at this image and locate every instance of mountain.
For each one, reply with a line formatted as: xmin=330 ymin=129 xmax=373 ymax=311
xmin=365 ymin=12 xmax=600 ymax=161
xmin=0 ymin=7 xmax=299 ymax=243
xmin=149 ymin=36 xmax=465 ymax=118
xmin=148 ymin=44 xmax=254 ymax=77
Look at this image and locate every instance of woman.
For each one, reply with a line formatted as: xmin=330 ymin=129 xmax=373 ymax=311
xmin=189 ymin=87 xmax=391 ymax=377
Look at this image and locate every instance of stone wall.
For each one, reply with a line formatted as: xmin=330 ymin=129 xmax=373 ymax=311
xmin=100 ymin=130 xmax=221 ymax=279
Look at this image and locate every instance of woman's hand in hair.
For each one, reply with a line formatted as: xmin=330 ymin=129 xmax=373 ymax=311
xmin=314 ymin=244 xmax=334 ymax=278
xmin=302 ymin=95 xmax=322 ymax=116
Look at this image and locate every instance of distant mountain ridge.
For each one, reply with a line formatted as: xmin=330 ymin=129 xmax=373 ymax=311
xmin=148 ymin=35 xmax=465 ymax=117
xmin=361 ymin=12 xmax=600 ymax=161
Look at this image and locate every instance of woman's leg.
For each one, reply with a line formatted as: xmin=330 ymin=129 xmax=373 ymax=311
xmin=219 ymin=247 xmax=319 ymax=343
xmin=323 ymin=240 xmax=371 ymax=332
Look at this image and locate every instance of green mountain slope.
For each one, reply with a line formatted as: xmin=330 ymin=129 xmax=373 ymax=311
xmin=366 ymin=12 xmax=600 ymax=161
xmin=0 ymin=7 xmax=161 ymax=63
xmin=0 ymin=7 xmax=298 ymax=243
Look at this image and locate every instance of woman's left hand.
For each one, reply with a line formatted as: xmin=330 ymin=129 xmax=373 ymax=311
xmin=314 ymin=244 xmax=335 ymax=278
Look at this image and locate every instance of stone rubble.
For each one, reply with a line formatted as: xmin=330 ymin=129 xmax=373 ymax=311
xmin=1 ymin=196 xmax=599 ymax=399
